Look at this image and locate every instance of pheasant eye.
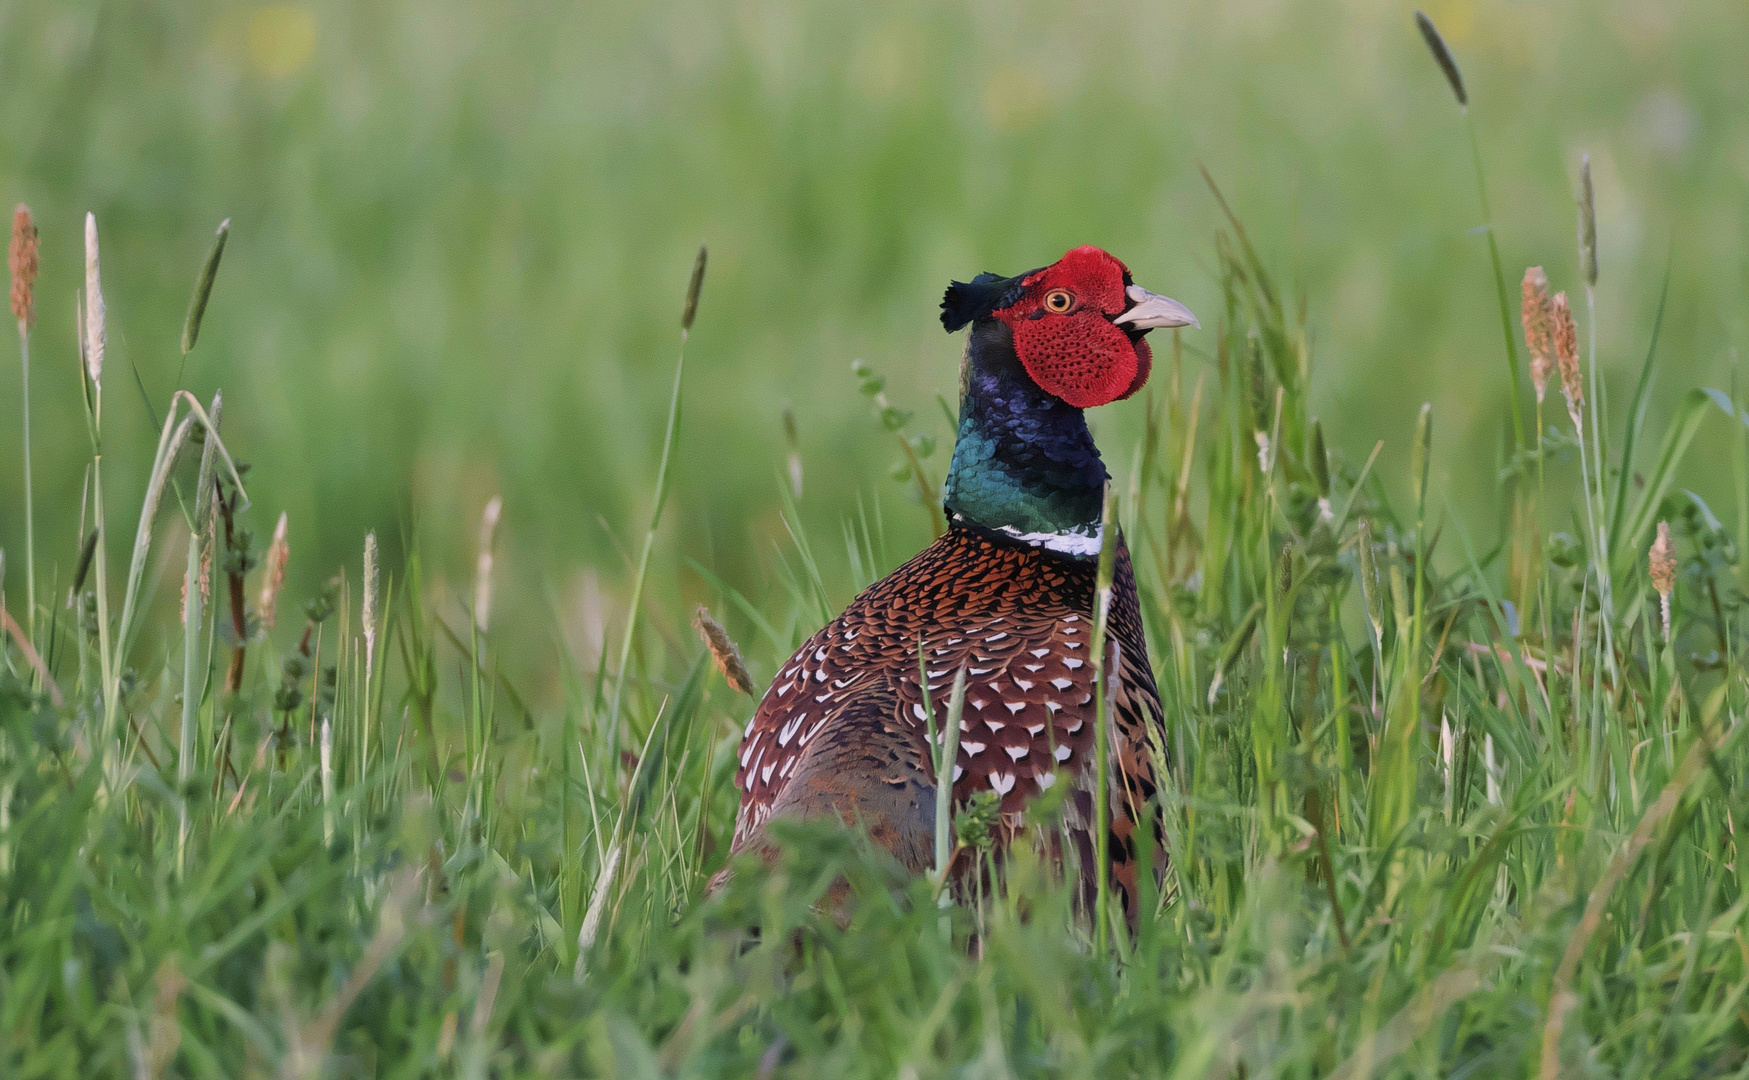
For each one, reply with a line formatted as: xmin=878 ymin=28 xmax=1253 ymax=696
xmin=1043 ymin=289 xmax=1074 ymax=313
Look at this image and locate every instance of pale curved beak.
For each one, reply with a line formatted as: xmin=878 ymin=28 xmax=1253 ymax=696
xmin=1114 ymin=284 xmax=1199 ymax=330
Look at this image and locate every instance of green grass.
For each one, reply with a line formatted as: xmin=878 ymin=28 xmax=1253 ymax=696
xmin=4 ymin=1 xmax=1749 ymax=1075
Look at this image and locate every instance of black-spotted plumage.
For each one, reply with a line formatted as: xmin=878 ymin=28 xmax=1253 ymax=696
xmin=721 ymin=246 xmax=1194 ymax=918
xmin=728 ymin=525 xmax=1164 ymax=914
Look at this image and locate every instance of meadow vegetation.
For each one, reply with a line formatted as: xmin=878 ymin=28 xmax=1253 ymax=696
xmin=3 ymin=1 xmax=1749 ymax=1076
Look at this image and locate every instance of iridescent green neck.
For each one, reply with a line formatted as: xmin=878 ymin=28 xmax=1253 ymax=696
xmin=943 ymin=321 xmax=1107 ymax=553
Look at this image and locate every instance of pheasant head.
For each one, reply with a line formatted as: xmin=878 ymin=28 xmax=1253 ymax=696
xmin=940 ymin=245 xmax=1197 ymax=409
xmin=938 ymin=246 xmax=1197 ymax=550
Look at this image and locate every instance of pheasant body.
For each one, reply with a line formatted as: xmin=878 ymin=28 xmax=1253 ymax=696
xmin=722 ymin=246 xmax=1197 ymax=914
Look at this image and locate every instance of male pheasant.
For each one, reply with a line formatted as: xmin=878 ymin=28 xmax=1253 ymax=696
xmin=723 ymin=246 xmax=1197 ymax=919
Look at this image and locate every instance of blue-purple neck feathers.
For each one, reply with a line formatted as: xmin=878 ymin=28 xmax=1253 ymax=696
xmin=943 ymin=320 xmax=1107 ymax=551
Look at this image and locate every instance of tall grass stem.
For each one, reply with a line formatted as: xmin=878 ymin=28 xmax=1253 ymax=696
xmin=16 ymin=334 xmax=34 ymax=647
xmin=1089 ymin=485 xmax=1118 ymax=954
xmin=604 ymin=244 xmax=704 ymax=768
xmin=1465 ymin=117 xmax=1525 ymax=454
xmin=177 ymin=393 xmax=222 ymax=877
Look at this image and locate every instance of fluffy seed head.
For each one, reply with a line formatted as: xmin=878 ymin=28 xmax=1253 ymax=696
xmin=693 ymin=606 xmax=755 ymax=696
xmin=475 ymin=496 xmax=502 ymax=632
xmin=258 ymin=512 xmax=290 ymax=629
xmin=362 ymin=531 xmax=379 ymax=633
xmin=1521 ymin=267 xmax=1553 ymax=404
xmin=83 ymin=213 xmax=105 ymax=386
xmin=362 ymin=530 xmax=380 ymax=678
xmin=10 ymin=205 xmax=38 ymax=331
xmin=1551 ymin=291 xmax=1582 ymax=419
xmin=1649 ymin=521 xmax=1676 ymax=596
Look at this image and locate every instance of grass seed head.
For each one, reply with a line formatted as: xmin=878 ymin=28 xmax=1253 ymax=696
xmin=10 ymin=204 xmax=38 ymax=333
xmin=783 ymin=401 xmax=803 ymax=498
xmin=198 ymin=505 xmax=214 ymax=610
xmin=1356 ymin=518 xmax=1384 ymax=640
xmin=1551 ymin=290 xmax=1582 ymax=421
xmin=681 ymin=243 xmax=707 ymax=331
xmin=258 ymin=512 xmax=290 ymax=629
xmin=181 ymin=218 xmax=230 ymax=355
xmin=474 ymin=495 xmax=502 ymax=632
xmin=1578 ymin=155 xmax=1598 ymax=287
xmin=83 ymin=213 xmax=105 ymax=387
xmin=72 ymin=528 xmax=99 ymax=598
xmin=1649 ymin=521 xmax=1675 ymax=596
xmin=1414 ymin=11 xmax=1467 ymax=108
xmin=693 ymin=605 xmax=755 ymax=696
xmin=1650 ymin=519 xmax=1676 ymax=639
xmin=362 ymin=530 xmax=379 ymax=646
xmin=1521 ymin=266 xmax=1553 ymax=404
xmin=1410 ymin=402 xmax=1432 ymax=510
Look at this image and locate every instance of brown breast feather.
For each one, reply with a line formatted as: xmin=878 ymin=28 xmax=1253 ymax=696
xmin=728 ymin=527 xmax=1164 ymax=888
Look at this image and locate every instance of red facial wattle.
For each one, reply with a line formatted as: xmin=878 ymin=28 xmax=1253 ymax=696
xmin=940 ymin=244 xmax=1196 ymax=408
xmin=1008 ymin=310 xmax=1147 ymax=409
xmin=992 ymin=245 xmax=1165 ymax=409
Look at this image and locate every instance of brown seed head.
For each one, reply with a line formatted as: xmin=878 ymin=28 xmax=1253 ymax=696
xmin=693 ymin=606 xmax=755 ymax=696
xmin=1551 ymin=290 xmax=1582 ymax=417
xmin=1649 ymin=520 xmax=1676 ymax=597
xmin=1521 ymin=266 xmax=1553 ymax=404
xmin=10 ymin=205 xmax=37 ymax=332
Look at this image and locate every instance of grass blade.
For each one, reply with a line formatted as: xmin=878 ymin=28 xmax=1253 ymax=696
xmin=1605 ymin=257 xmax=1672 ymax=555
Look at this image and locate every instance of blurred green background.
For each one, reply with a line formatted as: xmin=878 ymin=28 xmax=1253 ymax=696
xmin=2 ymin=0 xmax=1746 ymax=697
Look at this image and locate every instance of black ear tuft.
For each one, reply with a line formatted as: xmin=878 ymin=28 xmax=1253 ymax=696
xmin=940 ymin=270 xmax=1033 ymax=332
